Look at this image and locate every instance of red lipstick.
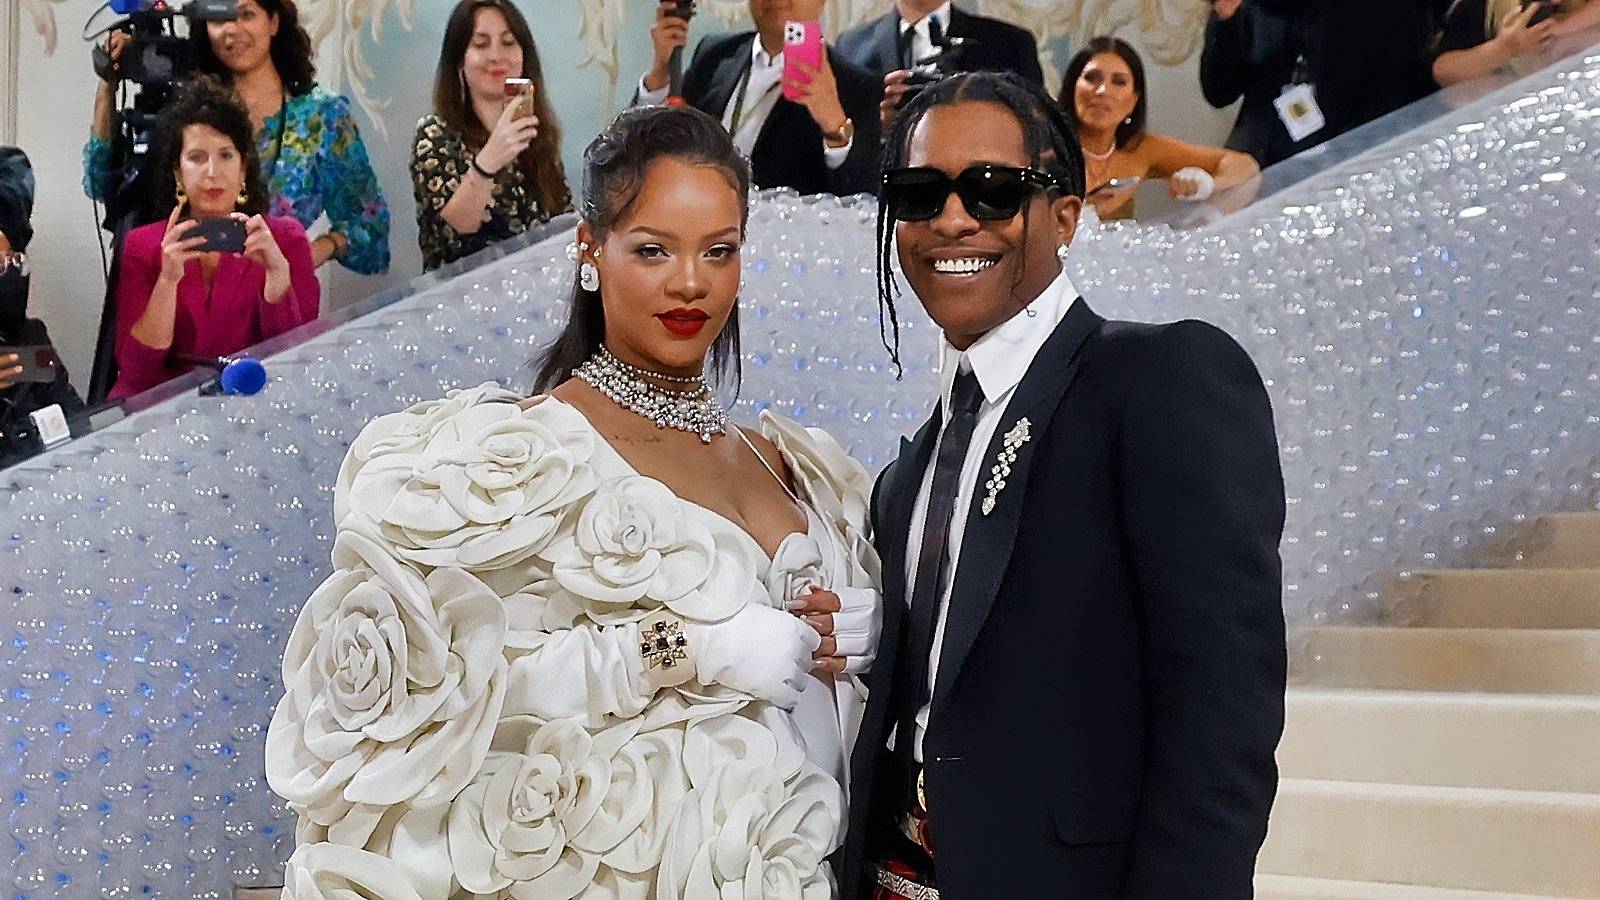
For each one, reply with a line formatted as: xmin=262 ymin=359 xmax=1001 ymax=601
xmin=656 ymin=307 xmax=710 ymax=337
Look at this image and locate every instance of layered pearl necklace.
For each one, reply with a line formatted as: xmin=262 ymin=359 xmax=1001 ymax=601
xmin=574 ymin=345 xmax=727 ymax=444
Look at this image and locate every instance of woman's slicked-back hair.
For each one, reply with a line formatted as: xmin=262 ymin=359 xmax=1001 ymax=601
xmin=152 ymin=75 xmax=269 ymax=219
xmin=433 ymin=0 xmax=572 ymax=216
xmin=874 ymin=71 xmax=1086 ymax=372
xmin=191 ymin=0 xmax=318 ymax=96
xmin=531 ymin=105 xmax=752 ymax=394
xmin=1058 ymin=36 xmax=1148 ymax=150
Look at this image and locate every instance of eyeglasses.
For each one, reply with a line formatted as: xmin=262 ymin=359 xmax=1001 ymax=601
xmin=881 ymin=164 xmax=1061 ymax=222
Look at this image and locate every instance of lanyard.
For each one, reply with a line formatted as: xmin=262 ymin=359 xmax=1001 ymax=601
xmin=727 ymin=51 xmax=781 ymax=137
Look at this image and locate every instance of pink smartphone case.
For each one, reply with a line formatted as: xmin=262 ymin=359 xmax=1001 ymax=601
xmin=782 ymin=20 xmax=824 ymax=101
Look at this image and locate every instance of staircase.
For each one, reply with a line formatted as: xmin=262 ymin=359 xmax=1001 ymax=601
xmin=1256 ymin=512 xmax=1600 ymax=899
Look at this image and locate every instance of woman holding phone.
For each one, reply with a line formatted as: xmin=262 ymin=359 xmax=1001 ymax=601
xmin=110 ymin=78 xmax=318 ymax=401
xmin=412 ymin=0 xmax=573 ymax=272
xmin=1433 ymin=0 xmax=1600 ymax=87
xmin=1060 ymin=36 xmax=1259 ymax=220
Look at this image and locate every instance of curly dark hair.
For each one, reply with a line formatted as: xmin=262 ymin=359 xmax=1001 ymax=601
xmin=433 ymin=0 xmax=573 ymax=217
xmin=531 ymin=105 xmax=750 ymax=393
xmin=874 ymin=71 xmax=1086 ymax=372
xmin=151 ymin=75 xmax=270 ymax=218
xmin=190 ymin=0 xmax=318 ymax=96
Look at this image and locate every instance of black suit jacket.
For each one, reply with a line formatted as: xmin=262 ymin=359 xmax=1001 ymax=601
xmin=835 ymin=5 xmax=1044 ymax=85
xmin=843 ymin=301 xmax=1288 ymax=899
xmin=675 ymin=32 xmax=883 ymax=196
xmin=1200 ymin=9 xmax=1325 ymax=166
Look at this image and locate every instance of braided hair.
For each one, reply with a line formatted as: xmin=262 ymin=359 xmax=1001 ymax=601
xmin=874 ymin=71 xmax=1086 ymax=373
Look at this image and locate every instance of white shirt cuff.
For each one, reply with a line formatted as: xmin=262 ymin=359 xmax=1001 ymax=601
xmin=823 ymin=138 xmax=853 ymax=170
xmin=637 ymin=75 xmax=671 ymax=108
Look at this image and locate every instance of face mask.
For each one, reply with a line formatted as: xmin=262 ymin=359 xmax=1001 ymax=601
xmin=0 ymin=256 xmax=28 ymax=340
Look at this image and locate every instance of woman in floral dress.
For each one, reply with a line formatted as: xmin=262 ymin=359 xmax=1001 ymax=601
xmin=266 ymin=104 xmax=882 ymax=899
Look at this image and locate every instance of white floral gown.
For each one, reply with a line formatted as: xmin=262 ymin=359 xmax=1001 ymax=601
xmin=265 ymin=385 xmax=882 ymax=900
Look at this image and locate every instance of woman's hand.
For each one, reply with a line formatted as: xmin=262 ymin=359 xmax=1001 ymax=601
xmin=156 ymin=206 xmax=206 ymax=286
xmin=475 ymin=97 xmax=540 ymax=175
xmin=1169 ymin=166 xmax=1217 ymax=201
xmin=686 ymin=604 xmax=820 ymax=709
xmin=790 ymin=585 xmax=881 ymax=676
xmin=238 ymin=213 xmax=292 ymax=301
xmin=1496 ymin=3 xmax=1557 ymax=58
xmin=0 ymin=353 xmax=21 ymax=391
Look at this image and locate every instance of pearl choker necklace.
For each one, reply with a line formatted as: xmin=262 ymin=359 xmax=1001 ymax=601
xmin=1083 ymin=140 xmax=1117 ymax=162
xmin=574 ymin=345 xmax=727 ymax=444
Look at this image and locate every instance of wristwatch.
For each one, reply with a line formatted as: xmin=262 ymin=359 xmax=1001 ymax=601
xmin=823 ymin=117 xmax=854 ymax=148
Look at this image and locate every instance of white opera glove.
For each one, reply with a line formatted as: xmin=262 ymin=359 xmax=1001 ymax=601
xmin=1171 ymin=166 xmax=1216 ymax=201
xmin=502 ymin=622 xmax=656 ymax=724
xmin=685 ymin=604 xmax=821 ymax=709
xmin=832 ymin=585 xmax=882 ymax=675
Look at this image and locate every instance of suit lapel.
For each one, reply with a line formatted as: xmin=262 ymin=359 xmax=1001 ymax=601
xmin=701 ymin=35 xmax=753 ymax=123
xmin=945 ymin=5 xmax=973 ymax=40
xmin=872 ymin=11 xmax=903 ymax=77
xmin=865 ymin=413 xmax=939 ymax=701
xmin=930 ymin=299 xmax=1104 ymax=713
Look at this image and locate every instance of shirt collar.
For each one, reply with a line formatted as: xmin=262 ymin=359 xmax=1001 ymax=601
xmin=751 ymin=36 xmax=783 ymax=69
xmin=938 ymin=268 xmax=1079 ymax=415
xmin=899 ymin=2 xmax=953 ymax=35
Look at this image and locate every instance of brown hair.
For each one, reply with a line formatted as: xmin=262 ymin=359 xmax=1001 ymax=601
xmin=152 ymin=75 xmax=270 ymax=218
xmin=1058 ymin=36 xmax=1149 ymax=151
xmin=191 ymin=0 xmax=318 ymax=97
xmin=432 ymin=0 xmax=572 ymax=217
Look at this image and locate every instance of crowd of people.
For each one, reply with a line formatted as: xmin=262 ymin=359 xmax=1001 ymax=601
xmin=1 ymin=0 xmax=1593 ymax=457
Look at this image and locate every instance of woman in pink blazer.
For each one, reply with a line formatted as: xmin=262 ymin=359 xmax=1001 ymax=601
xmin=112 ymin=77 xmax=319 ymax=400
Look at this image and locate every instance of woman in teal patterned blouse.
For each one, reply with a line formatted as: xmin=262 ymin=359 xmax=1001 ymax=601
xmin=85 ymin=0 xmax=390 ymax=276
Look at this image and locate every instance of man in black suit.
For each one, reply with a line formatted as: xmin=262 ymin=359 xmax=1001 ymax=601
xmin=842 ymin=72 xmax=1286 ymax=899
xmin=637 ymin=0 xmax=882 ymax=196
xmin=835 ymin=0 xmax=1043 ymax=83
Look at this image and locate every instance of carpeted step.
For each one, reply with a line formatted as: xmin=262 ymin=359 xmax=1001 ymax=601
xmin=1296 ymin=627 xmax=1600 ymax=693
xmin=1259 ymin=779 xmax=1600 ymax=895
xmin=1280 ymin=689 xmax=1600 ymax=793
xmin=1255 ymin=874 xmax=1585 ymax=899
xmin=1507 ymin=512 xmax=1600 ymax=569
xmin=1393 ymin=569 xmax=1600 ymax=629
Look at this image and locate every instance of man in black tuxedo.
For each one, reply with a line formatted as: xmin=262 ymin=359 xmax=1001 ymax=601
xmin=636 ymin=0 xmax=882 ymax=196
xmin=842 ymin=72 xmax=1286 ymax=899
xmin=835 ymin=1 xmax=1044 ymax=84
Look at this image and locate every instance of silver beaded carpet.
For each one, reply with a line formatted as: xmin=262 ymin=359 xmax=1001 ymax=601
xmin=3 ymin=49 xmax=1600 ymax=897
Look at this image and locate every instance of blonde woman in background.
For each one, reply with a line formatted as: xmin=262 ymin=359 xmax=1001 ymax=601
xmin=1434 ymin=0 xmax=1600 ymax=86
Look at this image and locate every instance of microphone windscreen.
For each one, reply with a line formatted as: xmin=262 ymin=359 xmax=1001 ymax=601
xmin=218 ymin=357 xmax=267 ymax=395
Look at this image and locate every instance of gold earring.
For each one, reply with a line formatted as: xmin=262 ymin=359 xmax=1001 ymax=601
xmin=175 ymin=183 xmax=187 ymax=206
xmin=237 ymin=187 xmax=249 ymax=206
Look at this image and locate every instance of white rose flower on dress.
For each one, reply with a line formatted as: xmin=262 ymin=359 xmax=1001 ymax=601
xmin=266 ymin=530 xmax=507 ymax=847
xmin=443 ymin=718 xmax=688 ymax=899
xmin=657 ymin=714 xmax=843 ymax=900
xmin=340 ymin=397 xmax=599 ymax=573
xmin=766 ymin=531 xmax=828 ymax=610
xmin=543 ymin=476 xmax=735 ymax=623
xmin=760 ymin=412 xmax=873 ymax=539
xmin=282 ymin=842 xmax=434 ymax=900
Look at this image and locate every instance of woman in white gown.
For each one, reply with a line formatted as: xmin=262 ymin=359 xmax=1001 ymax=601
xmin=265 ymin=105 xmax=883 ymax=899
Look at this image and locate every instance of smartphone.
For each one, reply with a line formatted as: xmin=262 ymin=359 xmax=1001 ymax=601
xmin=1522 ymin=0 xmax=1556 ymax=27
xmin=1087 ymin=176 xmax=1143 ymax=198
xmin=503 ymin=77 xmax=536 ymax=119
xmin=782 ymin=20 xmax=824 ymax=101
xmin=185 ymin=217 xmax=247 ymax=254
xmin=0 ymin=343 xmax=62 ymax=384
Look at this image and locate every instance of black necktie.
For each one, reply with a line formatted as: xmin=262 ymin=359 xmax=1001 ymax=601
xmin=892 ymin=368 xmax=984 ymax=787
xmin=897 ymin=22 xmax=916 ymax=69
xmin=927 ymin=15 xmax=944 ymax=53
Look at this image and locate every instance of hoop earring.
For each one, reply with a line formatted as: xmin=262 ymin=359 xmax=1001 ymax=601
xmin=579 ymin=262 xmax=600 ymax=292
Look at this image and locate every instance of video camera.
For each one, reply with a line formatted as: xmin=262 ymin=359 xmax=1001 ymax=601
xmin=898 ymin=36 xmax=975 ymax=106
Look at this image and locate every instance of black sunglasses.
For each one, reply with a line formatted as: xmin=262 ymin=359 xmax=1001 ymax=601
xmin=882 ymin=164 xmax=1061 ymax=222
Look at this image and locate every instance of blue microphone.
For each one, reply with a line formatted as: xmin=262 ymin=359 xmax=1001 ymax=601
xmin=177 ymin=354 xmax=268 ymax=395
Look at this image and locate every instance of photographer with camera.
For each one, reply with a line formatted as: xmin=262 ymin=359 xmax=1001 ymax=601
xmin=2 ymin=148 xmax=87 ymax=467
xmin=835 ymin=1 xmax=1043 ymax=133
xmin=86 ymin=0 xmax=390 ymax=276
xmin=412 ymin=0 xmax=573 ymax=272
xmin=1433 ymin=0 xmax=1600 ymax=86
xmin=108 ymin=78 xmax=318 ymax=401
xmin=1199 ymin=0 xmax=1327 ymax=166
xmin=636 ymin=0 xmax=882 ymax=196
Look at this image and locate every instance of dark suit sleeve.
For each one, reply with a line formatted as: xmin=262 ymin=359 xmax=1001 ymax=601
xmin=1115 ymin=321 xmax=1287 ymax=898
xmin=1200 ymin=11 xmax=1251 ymax=108
xmin=825 ymin=57 xmax=885 ymax=196
xmin=1006 ymin=26 xmax=1044 ymax=85
xmin=0 ymin=147 xmax=35 ymax=253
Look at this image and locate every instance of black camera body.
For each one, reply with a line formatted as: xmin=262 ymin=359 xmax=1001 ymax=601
xmin=899 ymin=37 xmax=974 ymax=106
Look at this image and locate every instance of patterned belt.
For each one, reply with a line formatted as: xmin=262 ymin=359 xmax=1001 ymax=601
xmin=873 ymin=863 xmax=940 ymax=900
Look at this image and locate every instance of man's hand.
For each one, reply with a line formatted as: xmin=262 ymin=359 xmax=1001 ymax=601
xmin=880 ymin=69 xmax=914 ymax=133
xmin=784 ymin=53 xmax=850 ymax=145
xmin=1212 ymin=0 xmax=1245 ymax=21
xmin=645 ymin=1 xmax=691 ymax=93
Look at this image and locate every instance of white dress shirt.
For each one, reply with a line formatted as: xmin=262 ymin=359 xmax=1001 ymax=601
xmin=899 ymin=1 xmax=953 ymax=68
xmin=898 ymin=268 xmax=1079 ymax=762
xmin=636 ymin=38 xmax=851 ymax=169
